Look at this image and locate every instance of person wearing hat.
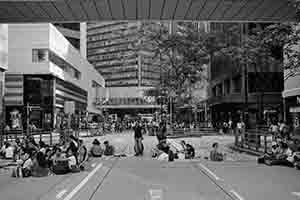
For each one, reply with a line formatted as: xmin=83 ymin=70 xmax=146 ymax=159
xmin=89 ymin=139 xmax=103 ymax=157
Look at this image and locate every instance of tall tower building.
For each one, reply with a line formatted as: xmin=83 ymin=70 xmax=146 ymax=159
xmin=53 ymin=23 xmax=87 ymax=58
xmin=87 ymin=22 xmax=161 ymax=117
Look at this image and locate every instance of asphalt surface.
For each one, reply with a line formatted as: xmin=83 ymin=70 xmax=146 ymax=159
xmin=0 ymin=133 xmax=299 ymax=200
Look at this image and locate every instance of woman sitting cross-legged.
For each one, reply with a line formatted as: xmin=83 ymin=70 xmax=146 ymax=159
xmin=89 ymin=139 xmax=103 ymax=157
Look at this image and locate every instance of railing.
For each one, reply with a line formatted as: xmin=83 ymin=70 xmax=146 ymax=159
xmin=235 ymin=129 xmax=272 ymax=153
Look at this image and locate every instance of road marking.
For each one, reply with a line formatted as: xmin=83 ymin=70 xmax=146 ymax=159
xmin=292 ymin=192 xmax=300 ymax=198
xmin=63 ymin=163 xmax=103 ymax=200
xmin=198 ymin=163 xmax=222 ymax=181
xmin=230 ymin=190 xmax=245 ymax=200
xmin=56 ymin=189 xmax=67 ymax=199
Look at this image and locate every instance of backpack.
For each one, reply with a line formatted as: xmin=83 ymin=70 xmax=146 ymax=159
xmin=52 ymin=160 xmax=69 ymax=175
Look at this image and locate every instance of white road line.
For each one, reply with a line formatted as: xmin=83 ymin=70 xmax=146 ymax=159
xmin=63 ymin=163 xmax=103 ymax=200
xmin=230 ymin=190 xmax=245 ymax=200
xmin=198 ymin=163 xmax=222 ymax=181
xmin=292 ymin=192 xmax=300 ymax=198
xmin=56 ymin=189 xmax=67 ymax=199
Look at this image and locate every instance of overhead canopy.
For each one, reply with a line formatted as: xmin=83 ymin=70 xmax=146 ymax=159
xmin=0 ymin=0 xmax=296 ymax=23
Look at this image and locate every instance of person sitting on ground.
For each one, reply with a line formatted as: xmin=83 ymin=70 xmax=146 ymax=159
xmin=78 ymin=140 xmax=88 ymax=170
xmin=156 ymin=139 xmax=175 ymax=162
xmin=68 ymin=135 xmax=79 ymax=163
xmin=0 ymin=142 xmax=15 ymax=160
xmin=12 ymin=150 xmax=34 ymax=178
xmin=66 ymin=148 xmax=80 ymax=173
xmin=89 ymin=139 xmax=103 ymax=157
xmin=264 ymin=141 xmax=294 ymax=167
xmin=39 ymin=141 xmax=47 ymax=154
xmin=31 ymin=151 xmax=50 ymax=177
xmin=210 ymin=142 xmax=224 ymax=161
xmin=103 ymin=141 xmax=115 ymax=156
xmin=258 ymin=141 xmax=280 ymax=164
xmin=185 ymin=143 xmax=195 ymax=159
xmin=50 ymin=147 xmax=69 ymax=175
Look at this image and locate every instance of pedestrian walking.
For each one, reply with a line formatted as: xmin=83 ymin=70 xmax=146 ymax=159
xmin=133 ymin=121 xmax=144 ymax=156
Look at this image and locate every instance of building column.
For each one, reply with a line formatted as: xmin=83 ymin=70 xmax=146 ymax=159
xmin=80 ymin=23 xmax=87 ymax=59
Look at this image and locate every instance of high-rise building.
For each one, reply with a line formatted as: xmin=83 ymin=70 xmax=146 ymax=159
xmin=208 ymin=23 xmax=283 ymax=129
xmin=54 ymin=23 xmax=87 ymax=58
xmin=87 ymin=22 xmax=161 ymax=118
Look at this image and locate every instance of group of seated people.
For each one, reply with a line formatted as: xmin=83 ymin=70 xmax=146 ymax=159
xmin=258 ymin=140 xmax=300 ymax=169
xmin=3 ymin=135 xmax=89 ymax=178
xmin=89 ymin=139 xmax=115 ymax=157
xmin=151 ymin=139 xmax=195 ymax=161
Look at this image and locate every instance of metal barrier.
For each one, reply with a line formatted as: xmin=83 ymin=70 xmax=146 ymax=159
xmin=235 ymin=129 xmax=272 ymax=153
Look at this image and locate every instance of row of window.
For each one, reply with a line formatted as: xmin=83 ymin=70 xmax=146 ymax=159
xmin=87 ymin=44 xmax=133 ymax=56
xmin=211 ymin=75 xmax=242 ymax=97
xmin=87 ymin=23 xmax=138 ymax=36
xmin=104 ymin=71 xmax=137 ymax=80
xmin=87 ymin=36 xmax=136 ymax=49
xmin=91 ymin=55 xmax=138 ymax=67
xmin=32 ymin=49 xmax=81 ymax=80
xmin=88 ymin=50 xmax=136 ymax=62
xmin=97 ymin=97 xmax=156 ymax=106
xmin=105 ymin=79 xmax=138 ymax=87
xmin=99 ymin=64 xmax=138 ymax=74
xmin=87 ymin=28 xmax=138 ymax=42
xmin=87 ymin=22 xmax=128 ymax=30
xmin=141 ymin=71 xmax=160 ymax=78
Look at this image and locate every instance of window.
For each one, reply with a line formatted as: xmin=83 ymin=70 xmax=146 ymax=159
xmin=225 ymin=79 xmax=231 ymax=94
xmin=233 ymin=75 xmax=242 ymax=93
xmin=32 ymin=49 xmax=48 ymax=63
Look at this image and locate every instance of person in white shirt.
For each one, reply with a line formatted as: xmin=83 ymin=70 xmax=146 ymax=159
xmin=1 ymin=142 xmax=15 ymax=159
xmin=67 ymin=149 xmax=77 ymax=170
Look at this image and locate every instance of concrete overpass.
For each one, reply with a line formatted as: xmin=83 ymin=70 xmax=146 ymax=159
xmin=0 ymin=0 xmax=296 ymax=23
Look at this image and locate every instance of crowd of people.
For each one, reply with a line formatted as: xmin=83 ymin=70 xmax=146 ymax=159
xmin=0 ymin=135 xmax=119 ymax=178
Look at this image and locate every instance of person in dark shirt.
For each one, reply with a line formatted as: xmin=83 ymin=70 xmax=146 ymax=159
xmin=210 ymin=142 xmax=224 ymax=161
xmin=103 ymin=141 xmax=115 ymax=156
xmin=134 ymin=121 xmax=144 ymax=156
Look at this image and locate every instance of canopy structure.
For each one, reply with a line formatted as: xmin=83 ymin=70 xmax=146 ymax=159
xmin=0 ymin=0 xmax=296 ymax=23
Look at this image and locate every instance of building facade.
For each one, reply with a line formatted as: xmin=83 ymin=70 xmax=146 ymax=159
xmin=87 ymin=22 xmax=161 ymax=118
xmin=54 ymin=23 xmax=87 ymax=58
xmin=6 ymin=24 xmax=104 ymax=131
xmin=0 ymin=24 xmax=8 ymax=129
xmin=208 ymin=23 xmax=283 ymax=129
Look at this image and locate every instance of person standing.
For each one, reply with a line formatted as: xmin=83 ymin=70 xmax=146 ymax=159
xmin=133 ymin=121 xmax=144 ymax=156
xmin=236 ymin=120 xmax=245 ymax=147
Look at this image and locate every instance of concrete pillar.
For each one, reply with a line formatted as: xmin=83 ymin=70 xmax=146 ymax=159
xmin=80 ymin=23 xmax=87 ymax=59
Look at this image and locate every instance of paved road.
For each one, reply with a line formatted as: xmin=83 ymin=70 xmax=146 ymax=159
xmin=0 ymin=133 xmax=299 ymax=200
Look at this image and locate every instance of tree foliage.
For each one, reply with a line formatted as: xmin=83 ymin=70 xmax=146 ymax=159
xmin=137 ymin=22 xmax=210 ymax=105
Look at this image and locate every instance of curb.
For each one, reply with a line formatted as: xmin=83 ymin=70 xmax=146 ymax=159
xmin=228 ymin=144 xmax=263 ymax=156
xmin=167 ymin=133 xmax=220 ymax=139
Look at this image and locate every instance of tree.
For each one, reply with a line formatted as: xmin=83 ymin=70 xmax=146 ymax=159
xmin=137 ymin=22 xmax=213 ymax=107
